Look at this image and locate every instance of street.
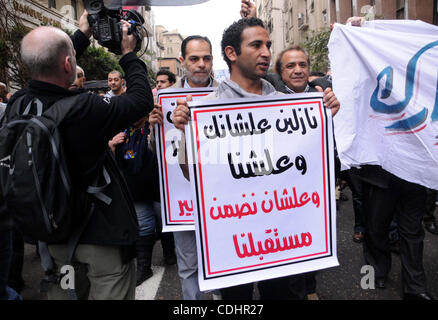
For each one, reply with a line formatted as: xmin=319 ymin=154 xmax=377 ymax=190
xmin=18 ymin=186 xmax=438 ymax=300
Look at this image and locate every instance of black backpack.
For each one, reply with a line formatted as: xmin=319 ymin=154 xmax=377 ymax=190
xmin=0 ymin=94 xmax=109 ymax=243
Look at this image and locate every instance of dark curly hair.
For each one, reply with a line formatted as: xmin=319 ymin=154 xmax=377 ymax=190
xmin=156 ymin=69 xmax=176 ymax=84
xmin=221 ymin=17 xmax=265 ymax=72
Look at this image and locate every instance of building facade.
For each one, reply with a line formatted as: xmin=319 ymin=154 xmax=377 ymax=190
xmin=1 ymin=0 xmax=162 ymax=89
xmin=155 ymin=25 xmax=184 ymax=79
xmin=10 ymin=0 xmax=83 ymax=31
xmin=257 ymin=0 xmax=285 ymax=68
xmin=257 ymin=0 xmax=437 ymax=63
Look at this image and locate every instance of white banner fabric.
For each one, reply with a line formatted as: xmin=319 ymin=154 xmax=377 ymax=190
xmin=186 ymin=93 xmax=338 ymax=291
xmin=155 ymin=87 xmax=215 ymax=232
xmin=329 ymin=20 xmax=438 ymax=189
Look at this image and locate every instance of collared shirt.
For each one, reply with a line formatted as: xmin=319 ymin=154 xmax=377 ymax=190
xmin=183 ymin=77 xmax=213 ymax=88
xmin=104 ymin=90 xmax=115 ymax=99
xmin=284 ymin=83 xmax=310 ymax=94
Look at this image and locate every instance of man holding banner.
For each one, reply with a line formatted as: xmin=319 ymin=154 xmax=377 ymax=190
xmin=149 ymin=34 xmax=219 ymax=300
xmin=239 ymin=5 xmax=339 ymax=300
xmin=330 ymin=17 xmax=437 ymax=300
xmin=173 ymin=17 xmax=340 ymax=299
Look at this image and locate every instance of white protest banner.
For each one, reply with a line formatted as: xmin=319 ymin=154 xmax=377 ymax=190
xmin=155 ymin=87 xmax=215 ymax=232
xmin=329 ymin=20 xmax=438 ymax=189
xmin=185 ymin=93 xmax=338 ymax=291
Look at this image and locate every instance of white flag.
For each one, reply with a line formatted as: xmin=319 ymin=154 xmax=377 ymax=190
xmin=329 ymin=20 xmax=438 ymax=189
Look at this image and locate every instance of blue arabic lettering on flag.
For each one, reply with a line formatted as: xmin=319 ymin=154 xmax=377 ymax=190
xmin=329 ymin=20 xmax=438 ymax=189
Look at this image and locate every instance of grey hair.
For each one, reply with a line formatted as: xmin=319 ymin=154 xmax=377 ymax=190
xmin=76 ymin=65 xmax=85 ymax=76
xmin=20 ymin=27 xmax=72 ymax=79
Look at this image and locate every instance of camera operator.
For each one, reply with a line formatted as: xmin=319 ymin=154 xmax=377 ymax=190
xmin=4 ymin=10 xmax=154 ymax=300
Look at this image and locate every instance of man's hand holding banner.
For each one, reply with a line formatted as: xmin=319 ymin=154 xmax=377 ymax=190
xmin=329 ymin=20 xmax=438 ymax=189
xmin=185 ymin=93 xmax=338 ymax=291
xmin=155 ymin=88 xmax=215 ymax=232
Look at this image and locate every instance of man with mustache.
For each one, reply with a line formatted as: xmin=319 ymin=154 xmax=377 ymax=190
xmin=173 ymin=35 xmax=219 ymax=88
xmin=105 ymin=70 xmax=125 ymax=98
xmin=148 ymin=35 xmax=219 ymax=300
xmin=240 ymin=2 xmax=339 ymax=300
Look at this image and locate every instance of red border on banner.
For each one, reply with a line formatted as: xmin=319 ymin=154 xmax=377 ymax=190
xmin=159 ymin=94 xmax=211 ymax=224
xmin=193 ymin=99 xmax=329 ymax=276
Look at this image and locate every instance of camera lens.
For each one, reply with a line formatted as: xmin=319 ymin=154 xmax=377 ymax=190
xmin=84 ymin=0 xmax=103 ymax=14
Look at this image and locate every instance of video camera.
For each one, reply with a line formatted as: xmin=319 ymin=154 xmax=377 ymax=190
xmin=84 ymin=0 xmax=146 ymax=55
xmin=84 ymin=0 xmax=212 ymax=55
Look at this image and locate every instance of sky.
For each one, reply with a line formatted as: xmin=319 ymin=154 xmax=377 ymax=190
xmin=152 ymin=0 xmax=243 ymax=71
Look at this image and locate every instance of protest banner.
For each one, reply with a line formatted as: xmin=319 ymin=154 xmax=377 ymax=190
xmin=329 ymin=20 xmax=438 ymax=189
xmin=185 ymin=93 xmax=338 ymax=291
xmin=155 ymin=87 xmax=215 ymax=232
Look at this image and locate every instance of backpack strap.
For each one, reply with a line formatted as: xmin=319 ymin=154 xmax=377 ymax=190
xmin=38 ymin=202 xmax=95 ymax=300
xmin=29 ymin=117 xmax=71 ymax=195
xmin=86 ymin=166 xmax=112 ymax=205
xmin=63 ymin=202 xmax=95 ymax=300
xmin=23 ymin=98 xmax=43 ymax=116
xmin=1 ymin=95 xmax=25 ymax=124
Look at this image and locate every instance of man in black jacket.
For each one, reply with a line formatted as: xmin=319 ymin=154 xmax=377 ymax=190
xmin=265 ymin=44 xmax=339 ymax=300
xmin=343 ymin=16 xmax=433 ymax=301
xmin=358 ymin=165 xmax=432 ymax=299
xmin=5 ymin=11 xmax=153 ymax=299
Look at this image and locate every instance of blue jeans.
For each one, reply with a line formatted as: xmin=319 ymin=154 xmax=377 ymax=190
xmin=135 ymin=201 xmax=161 ymax=237
xmin=0 ymin=230 xmax=12 ymax=300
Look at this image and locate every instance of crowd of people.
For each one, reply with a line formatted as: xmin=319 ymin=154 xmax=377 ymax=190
xmin=0 ymin=0 xmax=436 ymax=301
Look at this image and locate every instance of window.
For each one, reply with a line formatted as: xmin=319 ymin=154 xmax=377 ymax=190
xmin=322 ymin=9 xmax=328 ymax=25
xmin=396 ymin=0 xmax=406 ymax=19
xmin=71 ymin=0 xmax=77 ymax=20
xmin=434 ymin=0 xmax=437 ymax=25
xmin=351 ymin=0 xmax=357 ymax=17
xmin=48 ymin=0 xmax=56 ymax=9
xmin=288 ymin=7 xmax=294 ymax=27
xmin=287 ymin=30 xmax=293 ymax=43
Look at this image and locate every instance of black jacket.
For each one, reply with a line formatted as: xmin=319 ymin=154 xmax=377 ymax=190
xmin=0 ymin=104 xmax=11 ymax=231
xmin=356 ymin=165 xmax=392 ymax=189
xmin=115 ymin=124 xmax=160 ymax=203
xmin=4 ymin=30 xmax=154 ymax=246
xmin=264 ymin=73 xmax=332 ymax=94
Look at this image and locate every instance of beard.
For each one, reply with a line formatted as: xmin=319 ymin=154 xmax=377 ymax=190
xmin=186 ymin=69 xmax=211 ymax=85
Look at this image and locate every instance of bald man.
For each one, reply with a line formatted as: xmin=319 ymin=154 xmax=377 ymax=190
xmin=105 ymin=70 xmax=125 ymax=98
xmin=4 ymin=11 xmax=154 ymax=300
